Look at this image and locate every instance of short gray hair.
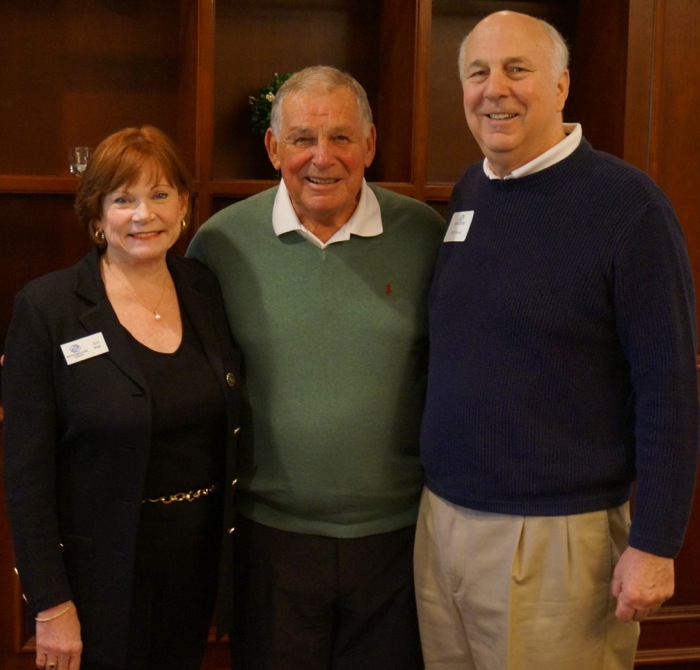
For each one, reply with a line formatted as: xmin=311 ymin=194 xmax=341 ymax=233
xmin=269 ymin=65 xmax=374 ymax=138
xmin=458 ymin=13 xmax=570 ymax=82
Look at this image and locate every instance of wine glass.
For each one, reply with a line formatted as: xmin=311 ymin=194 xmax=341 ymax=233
xmin=68 ymin=146 xmax=92 ymax=176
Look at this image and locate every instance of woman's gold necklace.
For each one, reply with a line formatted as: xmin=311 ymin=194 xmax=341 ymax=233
xmin=104 ymin=258 xmax=168 ymax=321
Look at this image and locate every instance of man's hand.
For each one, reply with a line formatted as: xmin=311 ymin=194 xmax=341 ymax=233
xmin=611 ymin=546 xmax=674 ymax=622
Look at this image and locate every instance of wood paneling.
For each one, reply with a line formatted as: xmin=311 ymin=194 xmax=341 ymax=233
xmin=625 ymin=1 xmax=700 ymax=661
xmin=1 ymin=1 xmax=699 ymax=667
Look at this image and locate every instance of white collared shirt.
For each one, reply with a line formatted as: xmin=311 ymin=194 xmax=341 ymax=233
xmin=272 ymin=179 xmax=383 ymax=249
xmin=483 ymin=123 xmax=582 ymax=180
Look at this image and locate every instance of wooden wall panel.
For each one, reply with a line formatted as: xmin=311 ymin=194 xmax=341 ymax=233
xmin=625 ymin=0 xmax=700 ymax=663
xmin=646 ymin=1 xmax=700 ymax=319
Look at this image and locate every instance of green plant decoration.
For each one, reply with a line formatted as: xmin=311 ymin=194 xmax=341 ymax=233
xmin=249 ymin=72 xmax=294 ymax=134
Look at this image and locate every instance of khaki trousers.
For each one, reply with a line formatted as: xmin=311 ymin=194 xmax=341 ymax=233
xmin=414 ymin=488 xmax=640 ymax=670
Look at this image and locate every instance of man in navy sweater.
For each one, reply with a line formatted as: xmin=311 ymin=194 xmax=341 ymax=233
xmin=416 ymin=10 xmax=699 ymax=669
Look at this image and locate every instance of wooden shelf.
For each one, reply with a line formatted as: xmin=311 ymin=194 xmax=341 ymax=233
xmin=0 ymin=176 xmax=79 ymax=194
xmin=0 ymin=0 xmax=626 ymax=209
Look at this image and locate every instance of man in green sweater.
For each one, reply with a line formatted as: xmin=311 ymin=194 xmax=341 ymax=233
xmin=188 ymin=66 xmax=445 ymax=669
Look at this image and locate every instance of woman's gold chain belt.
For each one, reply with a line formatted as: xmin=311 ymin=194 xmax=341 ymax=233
xmin=142 ymin=482 xmax=220 ymax=504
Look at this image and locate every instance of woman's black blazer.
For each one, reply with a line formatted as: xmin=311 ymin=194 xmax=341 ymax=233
xmin=2 ymin=248 xmax=240 ymax=665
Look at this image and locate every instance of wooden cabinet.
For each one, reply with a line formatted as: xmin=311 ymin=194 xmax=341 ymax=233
xmin=1 ymin=1 xmax=698 ymax=668
xmin=0 ymin=0 xmax=637 ymax=348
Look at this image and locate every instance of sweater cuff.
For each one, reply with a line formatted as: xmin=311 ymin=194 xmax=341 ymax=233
xmin=628 ymin=529 xmax=682 ymax=559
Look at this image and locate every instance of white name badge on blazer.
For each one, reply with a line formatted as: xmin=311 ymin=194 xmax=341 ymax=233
xmin=61 ymin=332 xmax=109 ymax=366
xmin=444 ymin=211 xmax=474 ymax=242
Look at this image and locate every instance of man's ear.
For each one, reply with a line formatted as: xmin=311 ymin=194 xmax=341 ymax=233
xmin=364 ymin=124 xmax=377 ymax=168
xmin=265 ymin=128 xmax=281 ymax=170
xmin=556 ymin=69 xmax=570 ymax=113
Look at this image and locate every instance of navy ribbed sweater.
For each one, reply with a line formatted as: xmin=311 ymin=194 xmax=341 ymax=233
xmin=421 ymin=139 xmax=699 ymax=557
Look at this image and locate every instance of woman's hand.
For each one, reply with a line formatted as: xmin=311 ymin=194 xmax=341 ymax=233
xmin=35 ymin=601 xmax=82 ymax=670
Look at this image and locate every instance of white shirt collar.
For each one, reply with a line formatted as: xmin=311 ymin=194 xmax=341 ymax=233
xmin=272 ymin=179 xmax=383 ymax=249
xmin=483 ymin=123 xmax=582 ymax=180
